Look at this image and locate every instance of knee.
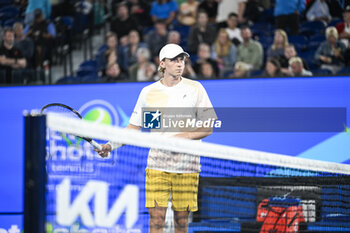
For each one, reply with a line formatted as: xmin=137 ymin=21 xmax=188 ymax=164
xmin=149 ymin=214 xmax=165 ymax=229
xmin=174 ymin=215 xmax=188 ymax=229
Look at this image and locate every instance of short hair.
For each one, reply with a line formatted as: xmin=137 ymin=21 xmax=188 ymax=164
xmin=325 ymin=26 xmax=338 ymax=40
xmin=106 ymin=32 xmax=117 ymax=41
xmin=228 ymin=12 xmax=238 ymax=19
xmin=13 ymin=22 xmax=23 ymax=31
xmin=3 ymin=27 xmax=14 ymax=35
xmin=289 ymin=56 xmax=303 ymax=66
xmin=267 ymin=58 xmax=281 ymax=70
xmin=234 ymin=61 xmax=250 ymax=72
xmin=136 ymin=47 xmax=151 ymax=60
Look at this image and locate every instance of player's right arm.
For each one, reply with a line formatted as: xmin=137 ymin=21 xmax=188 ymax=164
xmin=97 ymin=123 xmax=141 ymax=157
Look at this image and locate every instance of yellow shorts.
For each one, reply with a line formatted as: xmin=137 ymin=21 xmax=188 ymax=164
xmin=145 ymin=169 xmax=199 ymax=212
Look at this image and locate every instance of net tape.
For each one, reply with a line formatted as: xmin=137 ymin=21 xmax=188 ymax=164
xmin=46 ymin=113 xmax=350 ymax=175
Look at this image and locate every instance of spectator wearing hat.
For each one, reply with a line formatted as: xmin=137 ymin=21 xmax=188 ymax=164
xmin=337 ymin=5 xmax=350 ymax=66
xmin=289 ymin=57 xmax=313 ymax=76
xmin=274 ymin=0 xmax=305 ymax=35
xmin=315 ymin=26 xmax=346 ymax=73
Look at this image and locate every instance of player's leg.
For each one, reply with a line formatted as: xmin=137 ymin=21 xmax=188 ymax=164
xmin=145 ymin=169 xmax=171 ymax=232
xmin=171 ymin=172 xmax=199 ymax=233
xmin=148 ymin=205 xmax=167 ymax=233
xmin=174 ymin=210 xmax=190 ymax=233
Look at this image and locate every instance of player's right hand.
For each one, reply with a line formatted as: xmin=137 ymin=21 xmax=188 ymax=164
xmin=95 ymin=144 xmax=112 ymax=158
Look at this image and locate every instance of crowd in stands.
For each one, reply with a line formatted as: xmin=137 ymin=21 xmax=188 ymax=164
xmin=1 ymin=0 xmax=350 ymax=85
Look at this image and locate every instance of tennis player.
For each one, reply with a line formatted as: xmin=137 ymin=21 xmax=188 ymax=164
xmin=97 ymin=43 xmax=215 ymax=233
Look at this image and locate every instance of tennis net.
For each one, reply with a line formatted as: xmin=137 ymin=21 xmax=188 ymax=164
xmin=43 ymin=113 xmax=350 ymax=233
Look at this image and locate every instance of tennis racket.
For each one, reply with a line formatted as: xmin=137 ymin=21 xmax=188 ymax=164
xmin=41 ymin=103 xmax=102 ymax=150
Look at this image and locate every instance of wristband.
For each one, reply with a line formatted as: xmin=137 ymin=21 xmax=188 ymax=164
xmin=106 ymin=141 xmax=123 ymax=151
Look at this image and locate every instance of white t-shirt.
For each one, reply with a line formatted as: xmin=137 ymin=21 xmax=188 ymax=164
xmin=216 ymin=0 xmax=246 ymax=23
xmin=129 ymin=77 xmax=214 ymax=173
xmin=226 ymin=27 xmax=243 ymax=43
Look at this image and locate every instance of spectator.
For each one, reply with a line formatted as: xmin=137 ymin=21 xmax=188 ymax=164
xmin=104 ymin=62 xmax=128 ymax=81
xmin=237 ymin=26 xmax=263 ymax=70
xmin=0 ymin=28 xmax=26 ymax=84
xmin=306 ymin=0 xmax=331 ymax=24
xmin=289 ymin=56 xmax=313 ymax=76
xmin=280 ymin=44 xmax=309 ymax=75
xmin=25 ymin=0 xmax=51 ymax=25
xmin=267 ymin=29 xmax=289 ymax=59
xmin=211 ymin=28 xmax=237 ymax=74
xmin=123 ymin=30 xmax=148 ymax=69
xmin=129 ymin=47 xmax=156 ymax=81
xmin=337 ymin=5 xmax=350 ymax=66
xmin=197 ymin=61 xmax=216 ymax=79
xmin=110 ymin=2 xmax=139 ymax=44
xmin=183 ymin=59 xmax=197 ymax=79
xmin=150 ymin=0 xmax=178 ymax=26
xmin=167 ymin=30 xmax=181 ymax=44
xmin=198 ymin=0 xmax=218 ymax=24
xmin=243 ymin=0 xmax=262 ymax=24
xmin=146 ymin=20 xmax=168 ymax=59
xmin=232 ymin=61 xmax=250 ymax=78
xmin=13 ymin=22 xmax=34 ymax=68
xmin=25 ymin=9 xmax=56 ymax=68
xmin=128 ymin=0 xmax=152 ymax=27
xmin=216 ymin=0 xmax=247 ymax=24
xmin=187 ymin=11 xmax=216 ymax=54
xmin=263 ymin=58 xmax=284 ymax=77
xmin=193 ymin=43 xmax=219 ymax=77
xmin=96 ymin=32 xmax=124 ymax=73
xmin=315 ymin=26 xmax=346 ymax=73
xmin=274 ymin=0 xmax=305 ymax=35
xmin=177 ymin=0 xmax=199 ymax=26
xmin=225 ymin=13 xmax=243 ymax=46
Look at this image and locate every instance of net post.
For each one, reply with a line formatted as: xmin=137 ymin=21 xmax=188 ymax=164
xmin=24 ymin=114 xmax=47 ymax=233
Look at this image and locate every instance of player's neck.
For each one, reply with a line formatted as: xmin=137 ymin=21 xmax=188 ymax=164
xmin=161 ymin=75 xmax=182 ymax=87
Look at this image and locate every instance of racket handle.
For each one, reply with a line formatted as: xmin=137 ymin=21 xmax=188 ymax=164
xmin=90 ymin=140 xmax=102 ymax=150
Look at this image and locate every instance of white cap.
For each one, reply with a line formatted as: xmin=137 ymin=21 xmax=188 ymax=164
xmin=159 ymin=44 xmax=190 ymax=61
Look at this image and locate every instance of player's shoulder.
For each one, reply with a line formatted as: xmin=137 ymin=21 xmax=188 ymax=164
xmin=139 ymin=80 xmax=162 ymax=94
xmin=182 ymin=77 xmax=205 ymax=90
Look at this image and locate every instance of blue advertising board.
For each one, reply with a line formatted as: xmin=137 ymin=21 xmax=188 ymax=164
xmin=0 ymin=76 xmax=350 ymax=232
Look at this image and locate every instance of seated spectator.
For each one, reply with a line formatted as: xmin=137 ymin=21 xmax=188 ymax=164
xmin=110 ymin=2 xmax=139 ymax=45
xmin=25 ymin=0 xmax=51 ymax=25
xmin=243 ymin=0 xmax=262 ymax=24
xmin=177 ymin=0 xmax=199 ymax=26
xmin=274 ymin=0 xmax=305 ymax=35
xmin=146 ymin=20 xmax=168 ymax=59
xmin=198 ymin=0 xmax=218 ymax=24
xmin=193 ymin=43 xmax=219 ymax=78
xmin=183 ymin=59 xmax=197 ymax=79
xmin=315 ymin=26 xmax=346 ymax=73
xmin=122 ymin=30 xmax=148 ymax=69
xmin=188 ymin=10 xmax=216 ymax=54
xmin=96 ymin=32 xmax=124 ymax=73
xmin=267 ymin=29 xmax=289 ymax=59
xmin=128 ymin=0 xmax=152 ymax=27
xmin=289 ymin=56 xmax=313 ymax=76
xmin=0 ymin=28 xmax=26 ymax=84
xmin=24 ymin=9 xmax=55 ymax=68
xmin=280 ymin=44 xmax=309 ymax=75
xmin=306 ymin=0 xmax=331 ymax=24
xmin=211 ymin=28 xmax=237 ymax=74
xmin=237 ymin=26 xmax=263 ymax=70
xmin=197 ymin=61 xmax=215 ymax=79
xmin=104 ymin=62 xmax=128 ymax=81
xmin=150 ymin=0 xmax=178 ymax=26
xmin=263 ymin=58 xmax=284 ymax=77
xmin=167 ymin=30 xmax=181 ymax=44
xmin=225 ymin=13 xmax=243 ymax=46
xmin=232 ymin=61 xmax=250 ymax=78
xmin=13 ymin=22 xmax=34 ymax=68
xmin=216 ymin=0 xmax=247 ymax=25
xmin=129 ymin=47 xmax=156 ymax=81
xmin=337 ymin=5 xmax=350 ymax=66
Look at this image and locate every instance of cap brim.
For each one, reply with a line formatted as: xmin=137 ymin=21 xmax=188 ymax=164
xmin=169 ymin=52 xmax=190 ymax=59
